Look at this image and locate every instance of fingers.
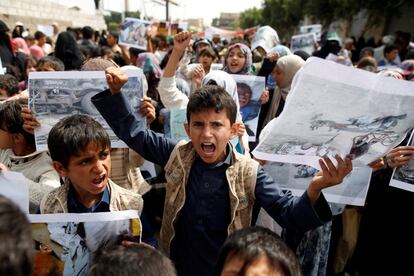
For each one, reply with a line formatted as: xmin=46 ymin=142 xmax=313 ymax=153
xmin=105 ymin=67 xmax=128 ymax=94
xmin=318 ymin=154 xmax=353 ymax=188
xmin=260 ymin=89 xmax=270 ymax=104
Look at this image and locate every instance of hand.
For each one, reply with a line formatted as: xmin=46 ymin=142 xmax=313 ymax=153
xmin=191 ymin=64 xmax=205 ymax=90
xmin=139 ymin=97 xmax=156 ymax=124
xmin=384 ymin=146 xmax=414 ymax=169
xmin=105 ymin=67 xmax=129 ymax=95
xmin=235 ymin=122 xmax=246 ymax=137
xmin=266 ymin=52 xmax=280 ymax=62
xmin=260 ymin=88 xmax=270 ymax=104
xmin=21 ymin=107 xmax=40 ymax=134
xmin=307 ymin=155 xmax=352 ymax=205
xmin=173 ymin=31 xmax=192 ymax=53
xmin=253 ymin=157 xmax=267 ymax=166
xmin=0 ymin=163 xmax=8 ymax=172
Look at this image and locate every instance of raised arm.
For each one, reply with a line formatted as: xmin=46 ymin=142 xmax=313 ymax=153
xmin=158 ymin=32 xmax=192 ymax=109
xmin=93 ymin=67 xmax=176 ymax=166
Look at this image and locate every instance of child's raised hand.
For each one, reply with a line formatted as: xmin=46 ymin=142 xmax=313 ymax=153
xmin=307 ymin=155 xmax=352 ymax=205
xmin=260 ymin=88 xmax=270 ymax=104
xmin=191 ymin=64 xmax=205 ymax=90
xmin=173 ymin=32 xmax=192 ymax=53
xmin=139 ymin=97 xmax=156 ymax=124
xmin=21 ymin=107 xmax=40 ymax=135
xmin=105 ymin=67 xmax=129 ymax=95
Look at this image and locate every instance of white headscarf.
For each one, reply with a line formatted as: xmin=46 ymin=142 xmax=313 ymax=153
xmin=202 ymin=70 xmax=242 ymax=122
xmin=263 ymin=55 xmax=305 ymax=126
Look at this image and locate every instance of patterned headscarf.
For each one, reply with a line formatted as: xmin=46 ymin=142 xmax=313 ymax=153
xmin=13 ymin=37 xmax=30 ymax=55
xmin=268 ymin=45 xmax=292 ymax=58
xmin=223 ymin=43 xmax=252 ymax=75
xmin=136 ymin=52 xmax=162 ymax=79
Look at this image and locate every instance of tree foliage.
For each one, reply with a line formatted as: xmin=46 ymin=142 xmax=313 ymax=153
xmin=239 ymin=7 xmax=263 ymax=29
xmin=239 ymin=0 xmax=413 ymax=40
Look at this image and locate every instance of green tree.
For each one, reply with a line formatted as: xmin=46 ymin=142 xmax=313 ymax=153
xmin=261 ymin=0 xmax=307 ymax=41
xmin=239 ymin=7 xmax=263 ymax=29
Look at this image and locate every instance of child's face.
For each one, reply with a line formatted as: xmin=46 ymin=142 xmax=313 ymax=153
xmin=237 ymin=87 xmax=252 ymax=108
xmin=0 ymin=88 xmax=8 ymax=100
xmin=271 ymin=65 xmax=285 ymax=86
xmin=185 ymin=109 xmax=236 ymax=165
xmin=199 ymin=54 xmax=214 ymax=69
xmin=53 ymin=143 xmax=111 ymax=202
xmin=0 ymin=129 xmax=13 ymax=149
xmin=37 ymin=64 xmax=55 ymax=72
xmin=26 ymin=61 xmax=36 ymax=78
xmin=221 ymin=254 xmax=280 ymax=276
xmin=226 ymin=47 xmax=246 ymax=73
xmin=385 ymin=49 xmax=399 ymax=62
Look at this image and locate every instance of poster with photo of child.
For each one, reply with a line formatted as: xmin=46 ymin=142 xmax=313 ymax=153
xmin=232 ymin=75 xmax=265 ymax=142
xmin=119 ymin=18 xmax=150 ymax=50
xmin=29 ymin=211 xmax=141 ymax=276
xmin=390 ymin=129 xmax=414 ymax=192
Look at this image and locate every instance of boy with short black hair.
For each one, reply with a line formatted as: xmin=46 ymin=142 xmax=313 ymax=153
xmin=0 ymin=74 xmax=19 ymax=100
xmin=378 ymin=44 xmax=400 ymax=67
xmin=40 ymin=114 xmax=143 ymax=214
xmin=215 ymin=226 xmax=302 ymax=276
xmin=89 ymin=244 xmax=176 ymax=276
xmin=40 ymin=114 xmax=158 ymax=247
xmin=92 ymin=67 xmax=352 ymax=276
xmin=37 ymin=56 xmax=65 ymax=72
xmin=0 ymin=100 xmax=60 ymax=213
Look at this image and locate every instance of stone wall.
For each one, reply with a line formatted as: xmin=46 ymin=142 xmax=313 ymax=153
xmin=0 ymin=0 xmax=106 ymax=34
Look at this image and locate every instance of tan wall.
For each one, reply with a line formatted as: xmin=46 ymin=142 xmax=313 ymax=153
xmin=0 ymin=0 xmax=106 ymax=34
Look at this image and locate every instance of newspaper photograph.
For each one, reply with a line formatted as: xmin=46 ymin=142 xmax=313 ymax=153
xmin=232 ymin=74 xmax=265 ymax=142
xmin=29 ymin=211 xmax=141 ymax=276
xmin=170 ymin=108 xmax=189 ymax=141
xmin=390 ymin=130 xmax=414 ymax=192
xmin=291 ymin=32 xmax=317 ymax=55
xmin=253 ymin=57 xmax=414 ymax=169
xmin=119 ymin=17 xmax=150 ymax=50
xmin=28 ymin=69 xmax=145 ymax=150
xmin=263 ymin=162 xmax=372 ymax=205
xmin=299 ymin=24 xmax=322 ymax=41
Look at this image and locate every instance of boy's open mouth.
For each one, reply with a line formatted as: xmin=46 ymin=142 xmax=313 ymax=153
xmin=201 ymin=142 xmax=216 ymax=154
xmin=92 ymin=175 xmax=106 ymax=185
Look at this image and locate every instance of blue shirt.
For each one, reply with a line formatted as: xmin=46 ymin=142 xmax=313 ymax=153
xmin=92 ymin=90 xmax=332 ymax=276
xmin=67 ymin=184 xmax=110 ymax=213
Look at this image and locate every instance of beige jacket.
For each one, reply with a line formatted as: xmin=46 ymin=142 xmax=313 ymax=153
xmin=0 ymin=149 xmax=60 ymax=213
xmin=39 ymin=178 xmax=143 ymax=214
xmin=160 ymin=141 xmax=258 ymax=253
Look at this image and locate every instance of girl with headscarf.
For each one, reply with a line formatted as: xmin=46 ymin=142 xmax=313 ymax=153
xmin=223 ymin=43 xmax=253 ymax=75
xmin=262 ymin=55 xmax=305 ymax=127
xmin=13 ymin=37 xmax=30 ymax=56
xmin=136 ymin=52 xmax=162 ymax=102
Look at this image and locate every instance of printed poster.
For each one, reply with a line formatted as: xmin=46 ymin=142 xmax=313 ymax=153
xmin=28 ymin=69 xmax=145 ymax=150
xmin=253 ymin=57 xmax=414 ymax=169
xmin=291 ymin=32 xmax=317 ymax=55
xmin=232 ymin=75 xmax=265 ymax=142
xmin=119 ymin=18 xmax=150 ymax=50
xmin=29 ymin=211 xmax=141 ymax=276
xmin=299 ymin=24 xmax=322 ymax=41
xmin=390 ymin=130 xmax=414 ymax=192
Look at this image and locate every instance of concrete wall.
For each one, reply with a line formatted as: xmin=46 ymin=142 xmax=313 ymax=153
xmin=0 ymin=0 xmax=106 ymax=34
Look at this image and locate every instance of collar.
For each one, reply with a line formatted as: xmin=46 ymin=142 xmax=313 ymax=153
xmin=7 ymin=149 xmax=44 ymax=167
xmin=67 ymin=181 xmax=110 ymax=213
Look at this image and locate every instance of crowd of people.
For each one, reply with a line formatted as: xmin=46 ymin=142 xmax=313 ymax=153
xmin=1 ymin=17 xmax=414 ymax=276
